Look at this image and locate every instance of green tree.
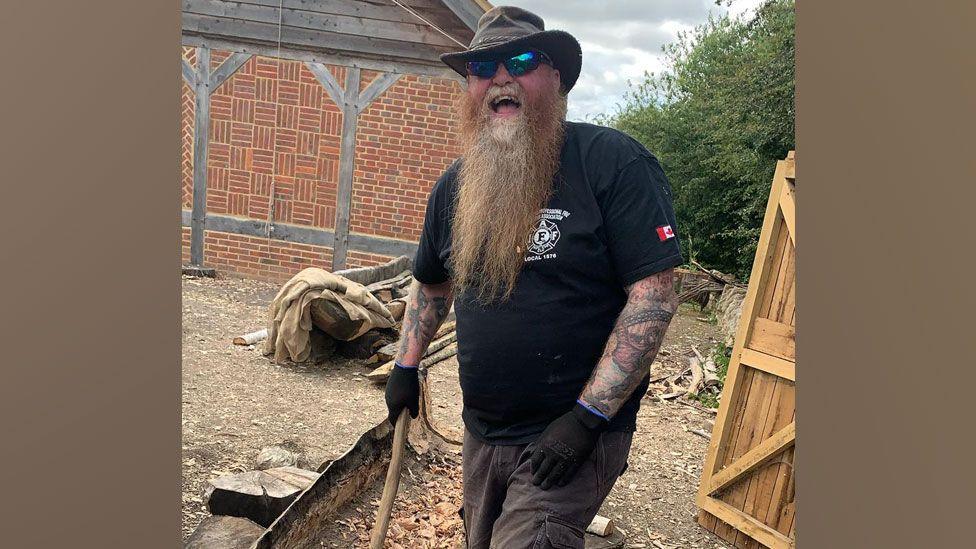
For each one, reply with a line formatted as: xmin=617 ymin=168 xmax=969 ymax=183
xmin=610 ymin=0 xmax=794 ymax=279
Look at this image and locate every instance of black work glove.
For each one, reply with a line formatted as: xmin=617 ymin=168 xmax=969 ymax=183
xmin=384 ymin=363 xmax=420 ymax=426
xmin=530 ymin=402 xmax=609 ymax=490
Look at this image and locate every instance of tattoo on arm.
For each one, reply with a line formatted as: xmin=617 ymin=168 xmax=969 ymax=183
xmin=396 ymin=280 xmax=453 ymax=366
xmin=580 ymin=269 xmax=678 ymax=418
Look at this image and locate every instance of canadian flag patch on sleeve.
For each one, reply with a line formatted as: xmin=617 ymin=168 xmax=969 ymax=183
xmin=656 ymin=225 xmax=675 ymax=241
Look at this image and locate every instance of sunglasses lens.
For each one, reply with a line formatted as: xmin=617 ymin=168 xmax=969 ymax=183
xmin=467 ymin=60 xmax=498 ymax=78
xmin=505 ymin=52 xmax=538 ymax=76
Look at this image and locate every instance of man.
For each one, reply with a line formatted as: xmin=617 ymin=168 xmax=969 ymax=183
xmin=385 ymin=6 xmax=683 ymax=548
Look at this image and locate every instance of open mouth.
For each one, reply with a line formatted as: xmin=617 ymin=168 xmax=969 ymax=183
xmin=490 ymin=95 xmax=522 ymax=116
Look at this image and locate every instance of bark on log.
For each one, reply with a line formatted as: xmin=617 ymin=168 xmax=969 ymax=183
xmin=205 ymin=467 xmax=318 ymax=527
xmin=184 ymin=515 xmax=264 ymax=549
xmin=234 ymin=328 xmax=268 ymax=346
xmin=386 ymin=299 xmax=406 ymax=321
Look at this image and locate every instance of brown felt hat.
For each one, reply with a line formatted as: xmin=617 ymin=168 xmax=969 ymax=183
xmin=440 ymin=6 xmax=582 ymax=93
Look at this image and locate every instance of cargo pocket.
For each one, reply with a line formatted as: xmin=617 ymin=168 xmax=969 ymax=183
xmin=534 ymin=515 xmax=584 ymax=549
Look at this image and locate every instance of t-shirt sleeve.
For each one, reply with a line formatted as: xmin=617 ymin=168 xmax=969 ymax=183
xmin=600 ymin=153 xmax=684 ymax=286
xmin=412 ymin=171 xmax=453 ymax=285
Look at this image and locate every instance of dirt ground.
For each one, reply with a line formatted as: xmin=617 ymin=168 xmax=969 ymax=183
xmin=182 ymin=274 xmax=729 ymax=548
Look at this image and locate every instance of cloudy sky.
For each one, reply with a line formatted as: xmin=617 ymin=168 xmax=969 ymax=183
xmin=500 ymin=0 xmax=766 ymax=121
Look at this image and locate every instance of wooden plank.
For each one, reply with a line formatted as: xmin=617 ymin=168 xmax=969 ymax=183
xmin=765 ymin=235 xmax=793 ymax=324
xmin=183 ymin=0 xmax=462 ymax=48
xmin=735 ymin=378 xmax=789 ymax=549
xmin=304 ymin=61 xmax=345 ymax=106
xmin=182 ymin=35 xmax=464 ymax=80
xmin=783 ymin=156 xmax=795 ymax=181
xmin=181 ymin=210 xmax=419 ymax=259
xmin=440 ymin=0 xmax=483 ymax=30
xmin=182 ymin=57 xmax=198 ymax=87
xmin=231 ymin=0 xmax=470 ymax=29
xmin=740 ymin=348 xmax=795 ymax=382
xmin=755 ymin=395 xmax=796 ymax=542
xmin=756 ymin=218 xmax=788 ymax=320
xmin=764 ymin=444 xmax=796 ymax=534
xmin=706 ymin=421 xmax=795 ymax=495
xmin=750 ymin=318 xmax=795 ymax=361
xmin=712 ymin=369 xmax=778 ymax=544
xmin=356 ymin=72 xmax=402 ymax=112
xmin=181 ymin=13 xmax=454 ymax=64
xmin=779 ymin=175 xmax=796 ymax=244
xmin=331 ymin=67 xmax=360 ymax=270
xmin=189 ymin=46 xmax=211 ymax=266
xmin=699 ymin=496 xmax=794 ymax=549
xmin=773 ymin=241 xmax=796 ymax=324
xmin=209 ymin=51 xmax=253 ymax=89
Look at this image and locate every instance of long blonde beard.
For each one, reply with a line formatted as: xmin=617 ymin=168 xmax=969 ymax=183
xmin=450 ymin=84 xmax=567 ymax=303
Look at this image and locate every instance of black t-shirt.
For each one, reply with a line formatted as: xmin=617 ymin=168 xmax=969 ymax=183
xmin=413 ymin=122 xmax=683 ymax=445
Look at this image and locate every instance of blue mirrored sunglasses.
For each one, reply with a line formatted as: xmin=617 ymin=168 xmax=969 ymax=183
xmin=465 ymin=51 xmax=553 ymax=79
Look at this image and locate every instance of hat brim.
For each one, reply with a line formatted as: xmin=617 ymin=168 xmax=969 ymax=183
xmin=440 ymin=30 xmax=582 ymax=94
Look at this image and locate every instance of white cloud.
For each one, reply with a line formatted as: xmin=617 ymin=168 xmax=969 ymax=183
xmin=502 ymin=0 xmax=768 ymax=120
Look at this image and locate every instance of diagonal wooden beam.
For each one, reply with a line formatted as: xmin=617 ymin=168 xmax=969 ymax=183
xmin=706 ymin=421 xmax=795 ymax=496
xmin=355 ymin=73 xmax=402 ymax=112
xmin=698 ymin=495 xmax=794 ymax=549
xmin=209 ymin=52 xmax=253 ymax=90
xmin=440 ymin=0 xmax=482 ymax=31
xmin=304 ymin=61 xmax=345 ymax=107
xmin=181 ymin=58 xmax=198 ymax=88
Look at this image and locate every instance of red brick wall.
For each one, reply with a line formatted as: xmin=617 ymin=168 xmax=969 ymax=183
xmin=181 ymin=47 xmax=463 ymax=280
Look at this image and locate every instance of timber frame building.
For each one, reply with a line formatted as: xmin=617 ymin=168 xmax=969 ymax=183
xmin=181 ymin=0 xmax=491 ymax=279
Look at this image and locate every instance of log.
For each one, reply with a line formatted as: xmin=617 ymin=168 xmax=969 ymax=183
xmin=332 ymin=256 xmax=411 ymax=286
xmin=205 ymin=467 xmax=318 ymax=527
xmin=386 ymin=299 xmax=406 ymax=321
xmin=335 ymin=330 xmax=390 ymax=359
xmin=365 ymin=321 xmax=457 ymax=369
xmin=184 ymin=515 xmax=264 ymax=549
xmin=233 ymin=328 xmax=268 ymax=346
xmin=686 ymin=357 xmax=704 ymax=396
xmin=586 ymin=515 xmax=614 ymax=536
xmin=367 ymin=341 xmax=458 ymax=383
xmin=373 ymin=288 xmax=394 ymax=303
xmin=703 ymin=356 xmax=721 ymax=387
xmin=365 ymin=270 xmax=413 ymax=292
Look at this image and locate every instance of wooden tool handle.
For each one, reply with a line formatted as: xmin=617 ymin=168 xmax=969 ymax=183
xmin=369 ymin=409 xmax=410 ymax=549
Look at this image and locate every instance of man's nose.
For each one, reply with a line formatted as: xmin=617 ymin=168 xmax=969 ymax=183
xmin=491 ymin=63 xmax=513 ymax=86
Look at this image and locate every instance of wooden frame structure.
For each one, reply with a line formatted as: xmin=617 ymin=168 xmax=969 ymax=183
xmin=697 ymin=151 xmax=796 ymax=548
xmin=180 ymin=0 xmax=490 ymax=269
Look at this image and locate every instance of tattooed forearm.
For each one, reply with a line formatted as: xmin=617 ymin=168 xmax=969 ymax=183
xmin=396 ymin=280 xmax=454 ymax=366
xmin=580 ymin=269 xmax=678 ymax=418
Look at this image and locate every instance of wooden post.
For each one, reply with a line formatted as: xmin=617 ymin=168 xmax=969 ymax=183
xmin=182 ymin=47 xmax=253 ymax=267
xmin=305 ymin=62 xmax=401 ymax=271
xmin=333 ymin=67 xmax=361 ymax=271
xmin=189 ymin=47 xmax=211 ymax=267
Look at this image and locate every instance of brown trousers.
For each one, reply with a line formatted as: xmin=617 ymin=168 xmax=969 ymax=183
xmin=461 ymin=430 xmax=632 ymax=548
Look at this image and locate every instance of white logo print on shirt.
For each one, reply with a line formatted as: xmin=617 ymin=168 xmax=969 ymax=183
xmin=525 ymin=209 xmax=570 ymax=261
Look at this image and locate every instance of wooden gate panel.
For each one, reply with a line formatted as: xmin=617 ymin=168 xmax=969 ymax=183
xmin=698 ymin=152 xmax=796 ymax=549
